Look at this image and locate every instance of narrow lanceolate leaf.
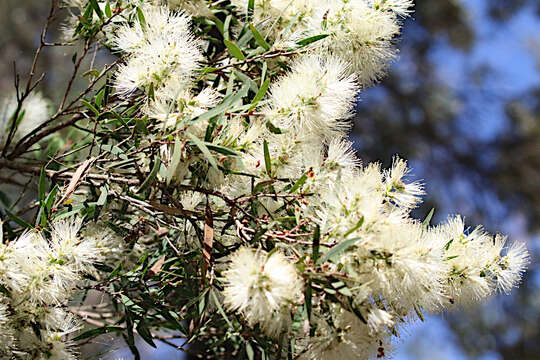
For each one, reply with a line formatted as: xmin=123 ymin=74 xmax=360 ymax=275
xmin=80 ymin=99 xmax=99 ymax=116
xmin=317 ymin=237 xmax=361 ymax=265
xmin=312 ymin=225 xmax=320 ymax=263
xmin=89 ymin=0 xmax=104 ymax=20
xmin=73 ymin=326 xmax=124 ymax=341
xmin=247 ymin=0 xmax=255 ymax=20
xmin=188 ymin=133 xmax=218 ymax=169
xmin=249 ymin=23 xmax=270 ymax=50
xmin=211 ymin=289 xmax=233 ymax=327
xmin=44 ymin=185 xmax=59 ymax=214
xmin=224 ymin=39 xmax=246 ymax=60
xmin=202 ymin=202 xmax=214 ymax=281
xmin=342 ymin=216 xmax=365 ymax=238
xmin=95 ymin=88 xmax=105 ymax=109
xmin=296 ymin=34 xmax=329 ymax=46
xmin=136 ymin=319 xmax=156 ymax=348
xmin=204 ymin=143 xmax=239 ymax=157
xmin=263 ymin=140 xmax=272 ymax=176
xmin=289 ymin=171 xmax=308 ymax=193
xmin=136 ymin=7 xmax=147 ymax=30
xmin=252 ymin=78 xmax=271 ymax=105
xmin=266 ymin=120 xmax=287 ymax=134
xmin=166 ymin=136 xmax=183 ymax=185
xmin=195 ymin=83 xmax=249 ymax=123
xmin=137 ymin=156 xmax=161 ymax=193
xmin=104 ymin=1 xmax=112 ymax=18
xmin=38 ymin=167 xmax=48 ymax=202
xmin=423 ymin=208 xmax=435 ymax=228
xmin=4 ymin=209 xmax=33 ymax=230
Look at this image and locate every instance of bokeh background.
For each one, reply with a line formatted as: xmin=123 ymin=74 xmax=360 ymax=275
xmin=1 ymin=0 xmax=539 ymax=359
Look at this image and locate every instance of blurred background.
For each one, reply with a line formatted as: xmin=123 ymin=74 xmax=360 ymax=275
xmin=1 ymin=0 xmax=539 ymax=359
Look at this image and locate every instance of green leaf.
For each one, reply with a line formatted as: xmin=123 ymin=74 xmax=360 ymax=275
xmin=96 ymin=186 xmax=108 ymax=206
xmin=317 ymin=237 xmax=361 ymax=265
xmin=211 ymin=290 xmax=233 ymax=327
xmin=265 ymin=120 xmax=287 ymax=134
xmin=4 ymin=209 xmax=33 ymax=230
xmin=137 ymin=156 xmax=161 ymax=193
xmin=44 ymin=185 xmax=59 ymax=214
xmin=95 ymin=88 xmax=105 ymax=109
xmin=312 ymin=225 xmax=320 ymax=262
xmin=166 ymin=136 xmax=183 ymax=185
xmin=247 ymin=0 xmax=255 ymax=20
xmin=212 ymin=17 xmax=224 ymax=35
xmin=124 ymin=310 xmax=140 ymax=360
xmin=89 ymin=0 xmax=104 ymax=20
xmin=332 ymin=281 xmax=353 ymax=296
xmin=263 ymin=140 xmax=271 ymax=176
xmin=136 ymin=7 xmax=147 ymax=30
xmin=73 ymin=326 xmax=123 ymax=341
xmin=246 ymin=342 xmax=255 ymax=360
xmin=224 ymin=39 xmax=246 ymax=60
xmin=252 ymin=78 xmax=270 ymax=105
xmin=205 ymin=143 xmax=239 ymax=157
xmin=296 ymin=34 xmax=329 ymax=46
xmin=136 ymin=319 xmax=156 ymax=348
xmin=305 ymin=281 xmax=312 ymax=323
xmin=289 ymin=172 xmax=308 ymax=193
xmin=80 ymin=99 xmax=99 ymax=116
xmin=38 ymin=167 xmax=47 ymax=203
xmin=188 ymin=133 xmax=218 ymax=170
xmin=194 ymin=83 xmax=249 ymax=123
xmin=104 ymin=1 xmax=112 ymax=18
xmin=342 ymin=216 xmax=364 ymax=238
xmin=249 ymin=23 xmax=270 ymax=50
xmin=423 ymin=208 xmax=435 ymax=228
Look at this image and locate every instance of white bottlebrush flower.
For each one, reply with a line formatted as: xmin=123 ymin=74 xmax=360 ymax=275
xmin=323 ymin=139 xmax=361 ymax=170
xmin=351 ymin=221 xmax=448 ymax=312
xmin=222 ymin=247 xmax=303 ymax=336
xmin=494 ymin=238 xmax=529 ymax=294
xmin=0 ymin=92 xmax=51 ymax=147
xmin=230 ymin=0 xmax=312 ymax=28
xmin=113 ymin=4 xmax=202 ymax=94
xmin=145 ymin=86 xmax=220 ymax=130
xmin=434 ymin=216 xmax=528 ymax=305
xmin=305 ymin=1 xmax=401 ymax=84
xmin=50 ymin=217 xmax=102 ymax=273
xmin=371 ymin=0 xmax=414 ymax=17
xmin=305 ymin=305 xmax=391 ymax=360
xmin=265 ymin=55 xmax=358 ymax=141
xmin=383 ymin=156 xmax=425 ymax=210
xmin=366 ymin=308 xmax=395 ymax=334
xmin=81 ymin=223 xmax=127 ymax=267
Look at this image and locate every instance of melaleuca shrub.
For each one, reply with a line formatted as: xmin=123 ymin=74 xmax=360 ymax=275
xmin=0 ymin=1 xmax=528 ymax=359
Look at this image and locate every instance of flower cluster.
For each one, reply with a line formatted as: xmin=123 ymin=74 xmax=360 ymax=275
xmin=0 ymin=218 xmax=101 ymax=359
xmin=1 ymin=0 xmax=529 ymax=359
xmin=231 ymin=0 xmax=411 ymax=84
xmin=101 ymin=2 xmax=528 ymax=358
xmin=223 ymin=248 xmax=303 ymax=337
